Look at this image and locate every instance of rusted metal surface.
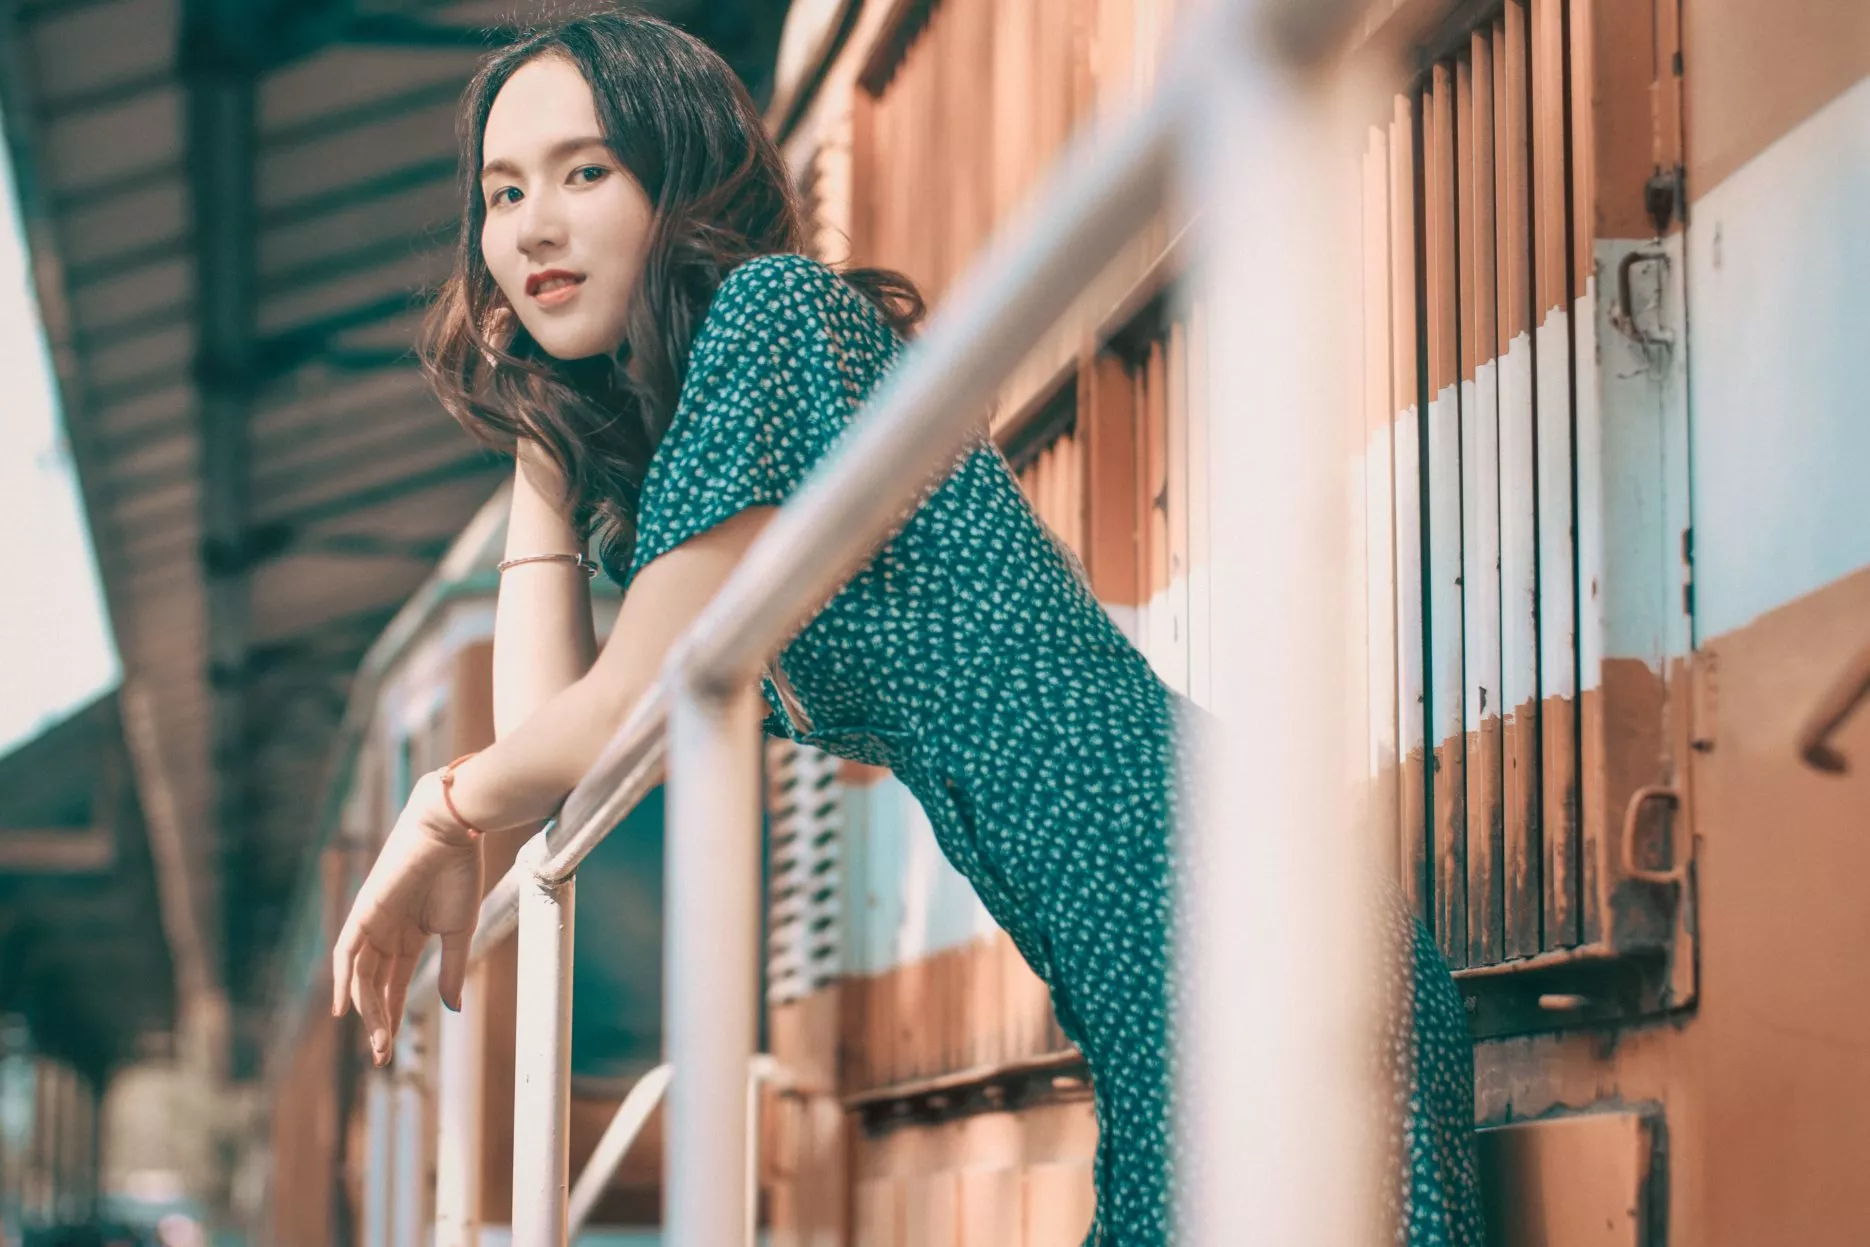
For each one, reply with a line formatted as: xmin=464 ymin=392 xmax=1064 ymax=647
xmin=1473 ymin=565 xmax=1870 ymax=1243
xmin=1569 ymin=0 xmax=1694 ymax=963
xmin=1388 ymin=93 xmax=1430 ymax=924
xmin=1348 ymin=0 xmax=1702 ymax=1026
xmin=1460 ymin=33 xmax=1507 ymax=966
xmin=1495 ymin=0 xmax=1543 ymax=961
xmin=1426 ymin=61 xmax=1468 ymax=968
xmin=1531 ymin=0 xmax=1580 ymax=952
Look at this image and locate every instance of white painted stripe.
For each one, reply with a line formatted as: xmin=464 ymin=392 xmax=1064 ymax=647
xmin=1498 ymin=334 xmax=1538 ymax=714
xmin=1689 ymin=74 xmax=1870 ymax=639
xmin=1394 ymin=404 xmax=1426 ymax=757
xmin=1534 ymin=311 xmax=1576 ymax=699
xmin=1427 ymin=383 xmax=1466 ymax=748
xmin=1463 ymin=361 xmax=1504 ymax=726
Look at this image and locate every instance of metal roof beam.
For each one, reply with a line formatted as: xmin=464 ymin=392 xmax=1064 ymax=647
xmin=257 ymin=451 xmax=501 ymax=531
xmin=181 ymin=0 xmax=261 ymax=1031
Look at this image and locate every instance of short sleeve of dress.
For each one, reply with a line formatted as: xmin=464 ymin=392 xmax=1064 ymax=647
xmin=623 ymin=253 xmax=899 ymax=587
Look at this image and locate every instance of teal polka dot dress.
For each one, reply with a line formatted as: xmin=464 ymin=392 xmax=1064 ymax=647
xmin=622 ymin=253 xmax=1484 ymax=1246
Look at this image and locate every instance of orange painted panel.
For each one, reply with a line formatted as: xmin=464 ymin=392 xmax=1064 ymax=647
xmin=1477 ymin=1110 xmax=1658 ymax=1246
xmin=856 ymin=1176 xmax=906 ymax=1247
xmin=905 ymin=1170 xmax=961 ymax=1247
xmin=960 ymin=1167 xmax=1024 ymax=1247
xmin=1024 ymin=1161 xmax=1096 ymax=1247
xmin=1083 ymin=352 xmax=1143 ymax=608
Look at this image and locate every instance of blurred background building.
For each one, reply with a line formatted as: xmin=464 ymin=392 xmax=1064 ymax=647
xmin=1 ymin=0 xmax=1868 ymax=1244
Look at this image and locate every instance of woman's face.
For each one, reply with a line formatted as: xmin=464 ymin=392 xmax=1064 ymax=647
xmin=479 ymin=55 xmax=653 ymax=360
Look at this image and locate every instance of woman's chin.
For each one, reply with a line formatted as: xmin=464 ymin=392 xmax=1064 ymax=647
xmin=533 ymin=331 xmax=617 ymax=362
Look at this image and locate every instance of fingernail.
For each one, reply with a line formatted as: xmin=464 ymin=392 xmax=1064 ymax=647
xmin=372 ymin=1027 xmax=387 ymax=1053
xmin=445 ymin=995 xmax=460 ymax=1014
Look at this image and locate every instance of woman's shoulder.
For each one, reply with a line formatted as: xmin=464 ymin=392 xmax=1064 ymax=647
xmin=714 ymin=251 xmax=845 ymax=303
xmin=700 ymin=252 xmax=887 ymax=342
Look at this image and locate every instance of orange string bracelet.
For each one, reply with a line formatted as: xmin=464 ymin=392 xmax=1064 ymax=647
xmin=437 ymin=753 xmax=489 ymax=838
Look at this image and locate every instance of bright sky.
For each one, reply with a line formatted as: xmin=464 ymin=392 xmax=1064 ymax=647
xmin=0 ymin=107 xmax=121 ymax=759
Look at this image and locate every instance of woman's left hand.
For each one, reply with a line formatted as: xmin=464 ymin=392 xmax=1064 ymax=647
xmin=332 ymin=772 xmax=485 ymax=1065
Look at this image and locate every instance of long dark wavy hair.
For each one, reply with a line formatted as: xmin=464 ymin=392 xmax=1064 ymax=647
xmin=421 ymin=8 xmax=924 ymax=576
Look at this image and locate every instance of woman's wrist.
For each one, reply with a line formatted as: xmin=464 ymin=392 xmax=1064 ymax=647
xmin=414 ymin=770 xmax=484 ymax=850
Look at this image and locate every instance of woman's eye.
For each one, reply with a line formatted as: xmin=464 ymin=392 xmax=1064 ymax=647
xmin=573 ymin=164 xmax=608 ymax=184
xmin=490 ymin=186 xmax=521 ymax=207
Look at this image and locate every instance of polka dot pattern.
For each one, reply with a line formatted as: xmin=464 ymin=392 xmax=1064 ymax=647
xmin=624 ymin=253 xmax=1483 ymax=1246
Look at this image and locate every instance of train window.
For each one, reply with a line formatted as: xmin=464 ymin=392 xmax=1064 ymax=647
xmin=765 ymin=741 xmax=844 ymax=1007
xmin=1359 ymin=0 xmax=1695 ymax=1034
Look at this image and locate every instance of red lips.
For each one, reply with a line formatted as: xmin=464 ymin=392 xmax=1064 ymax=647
xmin=525 ymin=268 xmax=584 ymax=296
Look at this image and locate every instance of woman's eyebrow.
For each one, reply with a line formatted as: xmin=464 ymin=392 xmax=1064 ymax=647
xmin=480 ymin=135 xmax=609 ymax=180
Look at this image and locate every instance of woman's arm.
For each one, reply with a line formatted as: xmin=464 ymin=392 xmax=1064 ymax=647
xmin=454 ymin=503 xmax=775 ymax=828
xmin=495 ymin=442 xmax=598 ymax=735
xmin=332 ymin=505 xmax=777 ymax=1058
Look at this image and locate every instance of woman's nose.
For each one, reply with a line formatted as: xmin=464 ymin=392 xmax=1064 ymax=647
xmin=517 ymin=192 xmax=567 ymax=255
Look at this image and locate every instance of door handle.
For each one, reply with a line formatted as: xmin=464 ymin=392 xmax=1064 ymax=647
xmin=1620 ymin=785 xmax=1685 ymax=887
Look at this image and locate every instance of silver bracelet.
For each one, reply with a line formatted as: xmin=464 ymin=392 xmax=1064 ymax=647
xmin=496 ymin=552 xmax=599 ymax=578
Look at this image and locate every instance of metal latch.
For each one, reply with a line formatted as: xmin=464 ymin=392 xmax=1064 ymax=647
xmin=1610 ymin=249 xmax=1673 ymax=352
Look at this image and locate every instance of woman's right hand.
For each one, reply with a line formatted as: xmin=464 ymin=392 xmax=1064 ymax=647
xmin=331 ymin=771 xmax=485 ymax=1064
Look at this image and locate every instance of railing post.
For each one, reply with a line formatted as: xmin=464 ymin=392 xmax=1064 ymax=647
xmin=512 ymin=831 xmax=575 ymax=1247
xmin=664 ymin=679 xmax=763 ymax=1247
xmin=362 ymin=1070 xmax=395 ymax=1247
xmin=434 ymin=975 xmax=484 ymax=1247
xmin=392 ymin=1020 xmax=431 ymax=1247
xmin=1179 ymin=2 xmax=1380 ymax=1244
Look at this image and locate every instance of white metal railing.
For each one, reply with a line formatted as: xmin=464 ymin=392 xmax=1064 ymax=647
xmin=383 ymin=0 xmax=1384 ymax=1242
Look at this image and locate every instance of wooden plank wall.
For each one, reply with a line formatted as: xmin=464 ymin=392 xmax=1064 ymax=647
xmin=852 ymin=1100 xmax=1098 ymax=1247
xmin=1357 ymin=0 xmax=1605 ymax=968
xmin=1494 ymin=1 xmax=1542 ymax=961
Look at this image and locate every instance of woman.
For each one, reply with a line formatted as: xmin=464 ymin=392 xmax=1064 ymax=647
xmin=330 ymin=10 xmax=1482 ymax=1244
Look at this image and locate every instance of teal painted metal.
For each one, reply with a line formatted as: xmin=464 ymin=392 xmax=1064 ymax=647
xmin=841 ymin=776 xmax=996 ymax=978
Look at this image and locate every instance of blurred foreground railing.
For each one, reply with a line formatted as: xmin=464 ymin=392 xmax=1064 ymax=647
xmin=377 ymin=0 xmax=1381 ymax=1242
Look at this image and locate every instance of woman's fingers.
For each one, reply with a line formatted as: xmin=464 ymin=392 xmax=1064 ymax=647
xmin=353 ymin=943 xmax=390 ymax=1064
xmin=331 ymin=922 xmax=360 ymax=1018
xmin=438 ymin=930 xmax=472 ymax=1013
xmin=385 ymin=949 xmax=419 ymax=1031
